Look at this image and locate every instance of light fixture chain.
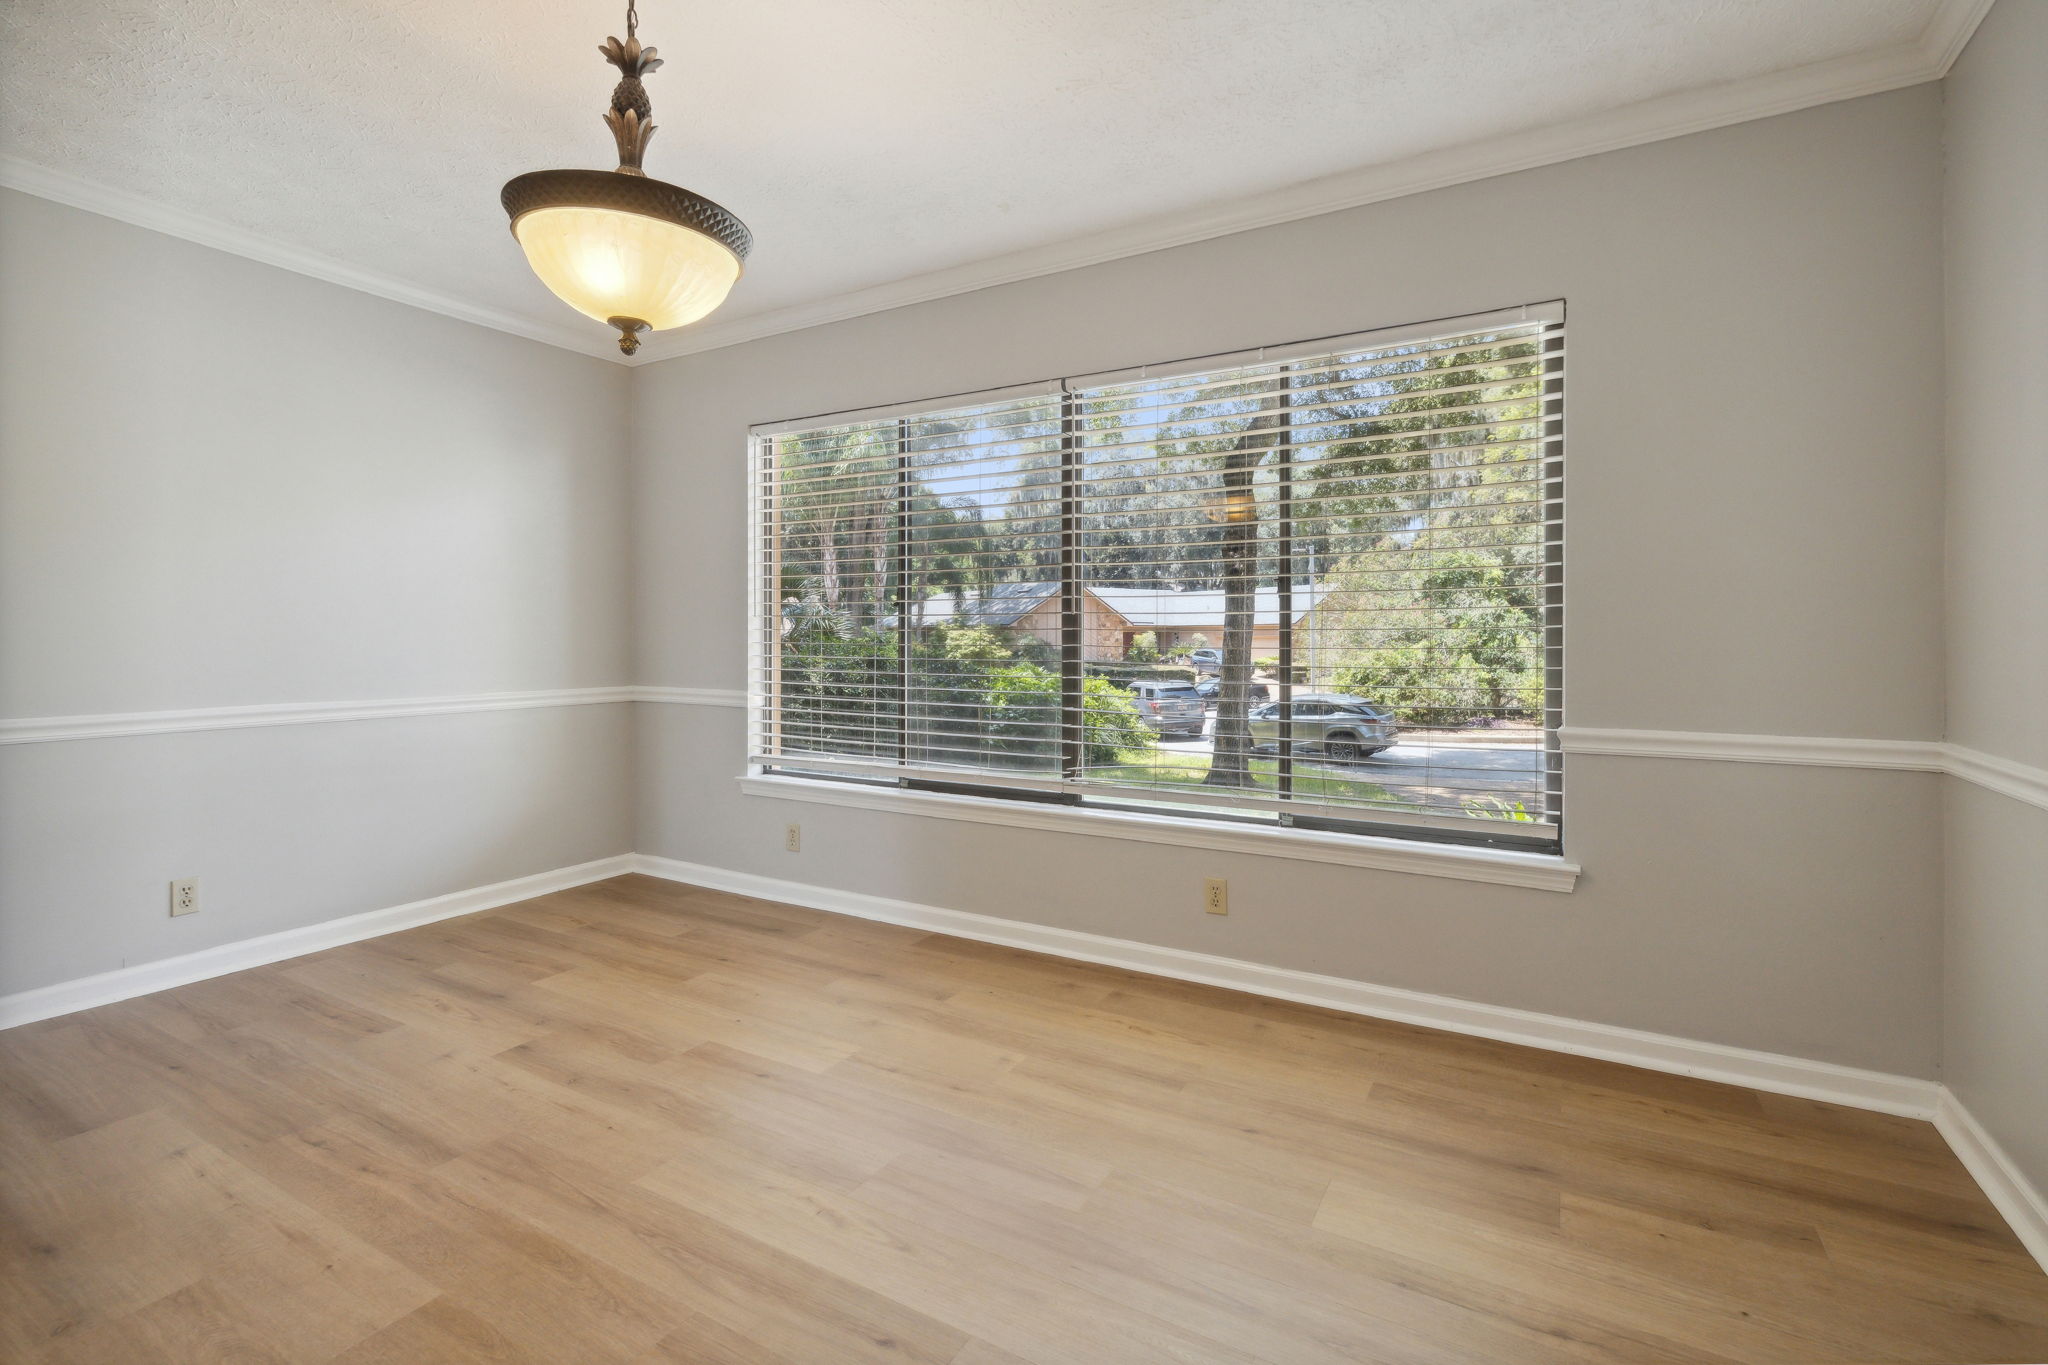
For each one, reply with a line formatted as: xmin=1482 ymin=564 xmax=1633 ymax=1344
xmin=626 ymin=0 xmax=637 ymax=38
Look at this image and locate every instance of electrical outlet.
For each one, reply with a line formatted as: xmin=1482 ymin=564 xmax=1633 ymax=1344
xmin=169 ymin=877 xmax=199 ymax=917
xmin=784 ymin=823 xmax=801 ymax=853
xmin=1203 ymin=877 xmax=1228 ymax=915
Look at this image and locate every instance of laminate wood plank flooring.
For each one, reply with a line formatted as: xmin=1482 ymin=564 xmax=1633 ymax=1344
xmin=4 ymin=873 xmax=2045 ymax=1363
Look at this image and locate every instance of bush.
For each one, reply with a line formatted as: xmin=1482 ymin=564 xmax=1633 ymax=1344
xmin=1331 ymin=639 xmax=1538 ymax=728
xmin=1080 ymin=675 xmax=1157 ymax=763
xmin=1125 ymin=631 xmax=1159 ymax=663
xmin=778 ymin=619 xmax=1154 ymax=770
xmin=929 ymin=623 xmax=1012 ymax=661
xmin=780 ymin=626 xmax=899 ymax=756
xmin=1009 ymin=632 xmax=1058 ymax=664
xmin=983 ymin=662 xmax=1156 ymax=765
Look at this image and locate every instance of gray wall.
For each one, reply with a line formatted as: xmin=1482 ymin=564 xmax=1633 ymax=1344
xmin=1940 ymin=0 xmax=2048 ymax=1195
xmin=632 ymin=88 xmax=1949 ymax=1078
xmin=0 ymin=189 xmax=635 ymax=995
xmin=4 ymin=71 xmax=2005 ymax=1109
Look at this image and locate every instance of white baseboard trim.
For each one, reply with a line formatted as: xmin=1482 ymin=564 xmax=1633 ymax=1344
xmin=1935 ymin=1089 xmax=2048 ymax=1273
xmin=9 ymin=846 xmax=2039 ymax=1272
xmin=0 ymin=854 xmax=635 ymax=1030
xmin=631 ymin=853 xmax=1940 ymax=1120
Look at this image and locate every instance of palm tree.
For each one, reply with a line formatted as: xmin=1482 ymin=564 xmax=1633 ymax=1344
xmin=1205 ymin=370 xmax=1288 ymax=789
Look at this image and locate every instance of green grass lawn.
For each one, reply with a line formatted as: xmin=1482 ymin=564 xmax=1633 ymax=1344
xmin=1085 ymin=748 xmax=1399 ymax=804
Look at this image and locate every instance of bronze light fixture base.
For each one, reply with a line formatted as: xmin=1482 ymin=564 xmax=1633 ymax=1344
xmin=608 ymin=316 xmax=651 ymax=355
xmin=499 ymin=169 xmax=752 ymax=261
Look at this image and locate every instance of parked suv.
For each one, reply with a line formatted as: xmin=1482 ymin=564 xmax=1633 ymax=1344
xmin=1194 ymin=677 xmax=1270 ymax=706
xmin=1188 ymin=648 xmax=1223 ymax=675
xmin=1247 ymin=693 xmax=1398 ymax=761
xmin=1126 ymin=681 xmax=1206 ymax=738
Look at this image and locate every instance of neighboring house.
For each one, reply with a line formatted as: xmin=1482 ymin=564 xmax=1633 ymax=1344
xmin=900 ymin=581 xmax=1333 ymax=663
xmin=1089 ymin=585 xmax=1333 ymax=660
xmin=899 ymin=581 xmax=1134 ymax=660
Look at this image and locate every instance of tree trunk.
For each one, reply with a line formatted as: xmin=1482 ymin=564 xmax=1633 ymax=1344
xmin=1205 ymin=379 xmax=1286 ymax=789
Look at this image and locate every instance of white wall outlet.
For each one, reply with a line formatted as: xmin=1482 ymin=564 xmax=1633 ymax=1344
xmin=1204 ymin=877 xmax=1228 ymax=915
xmin=169 ymin=877 xmax=199 ymax=916
xmin=784 ymin=823 xmax=801 ymax=853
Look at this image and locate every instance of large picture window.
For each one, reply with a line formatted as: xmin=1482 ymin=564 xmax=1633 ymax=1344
xmin=749 ymin=304 xmax=1564 ymax=850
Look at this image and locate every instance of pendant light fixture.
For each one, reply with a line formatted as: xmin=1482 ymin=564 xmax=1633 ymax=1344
xmin=501 ymin=0 xmax=751 ymax=356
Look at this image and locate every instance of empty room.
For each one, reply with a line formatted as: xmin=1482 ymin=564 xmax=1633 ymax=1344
xmin=3 ymin=1 xmax=2045 ymax=1361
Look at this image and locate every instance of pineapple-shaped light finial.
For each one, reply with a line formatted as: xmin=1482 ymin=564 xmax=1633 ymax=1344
xmin=601 ymin=0 xmax=663 ymax=174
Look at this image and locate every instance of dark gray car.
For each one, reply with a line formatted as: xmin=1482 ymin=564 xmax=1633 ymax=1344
xmin=1248 ymin=693 xmax=1399 ymax=760
xmin=1127 ymin=681 xmax=1206 ymax=737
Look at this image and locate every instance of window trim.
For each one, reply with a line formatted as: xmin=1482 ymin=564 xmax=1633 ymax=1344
xmin=746 ymin=302 xmax=1567 ymax=855
xmin=738 ymin=772 xmax=1579 ymax=892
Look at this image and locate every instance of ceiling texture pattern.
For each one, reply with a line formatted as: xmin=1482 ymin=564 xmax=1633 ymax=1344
xmin=0 ymin=0 xmax=1987 ymax=362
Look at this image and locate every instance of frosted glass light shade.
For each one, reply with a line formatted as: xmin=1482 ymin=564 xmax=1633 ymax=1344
xmin=513 ymin=205 xmax=740 ymax=330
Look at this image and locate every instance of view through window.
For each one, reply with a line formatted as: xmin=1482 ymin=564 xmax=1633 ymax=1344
xmin=750 ymin=305 xmax=1564 ymax=849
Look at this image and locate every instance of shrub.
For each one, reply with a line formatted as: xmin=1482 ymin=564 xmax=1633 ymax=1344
xmin=1125 ymin=631 xmax=1159 ymax=662
xmin=1332 ymin=643 xmax=1486 ymax=727
xmin=984 ymin=663 xmax=1155 ymax=765
xmin=930 ymin=623 xmax=1013 ymax=661
xmin=1080 ymin=675 xmax=1157 ymax=763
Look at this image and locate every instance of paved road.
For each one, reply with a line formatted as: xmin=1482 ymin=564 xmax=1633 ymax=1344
xmin=1154 ymin=722 xmax=1544 ymax=798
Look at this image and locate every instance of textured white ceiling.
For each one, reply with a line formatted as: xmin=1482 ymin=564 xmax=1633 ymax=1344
xmin=1 ymin=0 xmax=1957 ymax=358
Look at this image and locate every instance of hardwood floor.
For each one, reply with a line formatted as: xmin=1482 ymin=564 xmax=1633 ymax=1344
xmin=3 ymin=874 xmax=2045 ymax=1364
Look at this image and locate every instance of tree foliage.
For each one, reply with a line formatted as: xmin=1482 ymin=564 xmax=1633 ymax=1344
xmin=777 ymin=611 xmax=1153 ymax=769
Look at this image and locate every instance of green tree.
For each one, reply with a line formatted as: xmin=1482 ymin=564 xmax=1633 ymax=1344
xmin=1297 ymin=332 xmax=1551 ymax=728
xmin=1206 ymin=369 xmax=1288 ymax=789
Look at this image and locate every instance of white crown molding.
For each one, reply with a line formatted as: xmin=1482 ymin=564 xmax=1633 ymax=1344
xmin=629 ymin=3 xmax=1990 ymax=366
xmin=0 ymin=156 xmax=617 ymax=362
xmin=1558 ymin=726 xmax=1947 ymax=771
xmin=0 ymin=686 xmax=638 ymax=745
xmin=1919 ymin=0 xmax=1999 ymax=73
xmin=633 ymin=853 xmax=1937 ymax=1117
xmin=4 ymin=0 xmax=1991 ymax=370
xmin=0 ymin=854 xmax=634 ymax=1030
xmin=1935 ymin=1089 xmax=2048 ymax=1274
xmin=1944 ymin=743 xmax=2048 ymax=814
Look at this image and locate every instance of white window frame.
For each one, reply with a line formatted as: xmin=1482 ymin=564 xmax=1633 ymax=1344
xmin=741 ymin=304 xmax=1574 ymax=890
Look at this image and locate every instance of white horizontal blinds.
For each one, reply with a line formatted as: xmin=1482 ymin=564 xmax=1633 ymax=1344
xmin=752 ymin=304 xmax=1564 ymax=845
xmin=757 ymin=390 xmax=1070 ymax=781
xmin=1063 ymin=318 xmax=1563 ymax=832
xmin=763 ymin=415 xmax=901 ymax=766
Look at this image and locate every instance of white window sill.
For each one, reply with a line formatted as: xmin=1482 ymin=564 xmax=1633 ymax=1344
xmin=736 ymin=773 xmax=1579 ymax=892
